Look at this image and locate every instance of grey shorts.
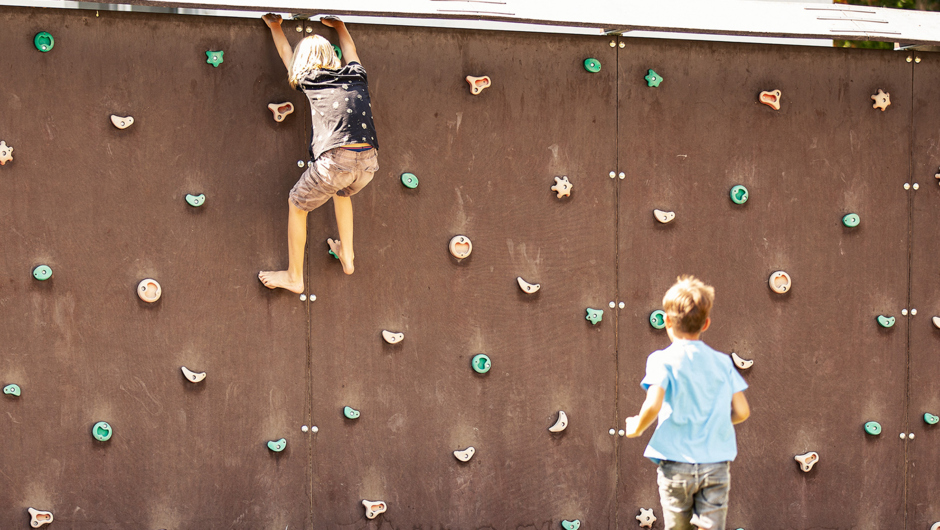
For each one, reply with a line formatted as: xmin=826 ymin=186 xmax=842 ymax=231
xmin=657 ymin=461 xmax=731 ymax=530
xmin=289 ymin=147 xmax=379 ymax=211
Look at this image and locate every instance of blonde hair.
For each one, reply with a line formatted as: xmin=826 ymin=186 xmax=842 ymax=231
xmin=663 ymin=275 xmax=715 ymax=334
xmin=288 ymin=35 xmax=341 ymax=88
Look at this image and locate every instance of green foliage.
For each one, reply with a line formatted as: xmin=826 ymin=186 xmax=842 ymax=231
xmin=833 ymin=0 xmax=940 ymax=48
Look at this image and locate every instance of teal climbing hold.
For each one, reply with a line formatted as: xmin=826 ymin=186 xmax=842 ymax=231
xmin=32 ymin=265 xmax=52 ymax=281
xmin=842 ymin=213 xmax=860 ymax=227
xmin=585 ymin=308 xmax=603 ymax=325
xmin=561 ymin=520 xmax=581 ymax=530
xmin=401 ymin=172 xmax=419 ymax=189
xmin=730 ymin=185 xmax=749 ymax=205
xmin=877 ymin=315 xmax=895 ymax=328
xmin=333 ymin=44 xmax=342 ymax=60
xmin=925 ymin=412 xmax=939 ymax=425
xmin=471 ymin=354 xmax=491 ymax=374
xmin=583 ymin=58 xmax=601 ymax=73
xmin=206 ymin=50 xmax=224 ymax=67
xmin=34 ymin=32 xmax=54 ymax=52
xmin=267 ymin=438 xmax=287 ymax=452
xmin=3 ymin=384 xmax=20 ymax=397
xmin=343 ymin=406 xmax=360 ymax=419
xmin=650 ymin=310 xmax=666 ymax=329
xmin=92 ymin=421 xmax=113 ymax=442
xmin=644 ymin=69 xmax=663 ymax=87
xmin=185 ymin=193 xmax=205 ymax=207
xmin=864 ymin=421 xmax=881 ymax=435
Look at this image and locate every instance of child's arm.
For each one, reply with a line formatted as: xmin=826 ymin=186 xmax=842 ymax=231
xmin=731 ymin=391 xmax=750 ymax=425
xmin=263 ymin=14 xmax=293 ymax=70
xmin=321 ymin=16 xmax=361 ymax=65
xmin=625 ymin=385 xmax=665 ymax=438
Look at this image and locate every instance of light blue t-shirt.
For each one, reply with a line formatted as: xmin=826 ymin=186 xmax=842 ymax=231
xmin=640 ymin=339 xmax=748 ymax=464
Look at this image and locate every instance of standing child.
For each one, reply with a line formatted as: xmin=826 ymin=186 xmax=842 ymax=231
xmin=625 ymin=275 xmax=750 ymax=530
xmin=259 ymin=14 xmax=379 ymax=292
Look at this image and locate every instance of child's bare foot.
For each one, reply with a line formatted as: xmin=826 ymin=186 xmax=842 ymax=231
xmin=327 ymin=238 xmax=354 ymax=275
xmin=258 ymin=270 xmax=304 ymax=293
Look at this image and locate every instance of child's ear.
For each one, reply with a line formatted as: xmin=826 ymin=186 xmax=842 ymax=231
xmin=664 ymin=314 xmax=673 ymax=328
xmin=700 ymin=317 xmax=711 ymax=332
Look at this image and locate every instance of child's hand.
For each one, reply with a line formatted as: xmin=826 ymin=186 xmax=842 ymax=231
xmin=624 ymin=416 xmax=644 ymax=438
xmin=320 ymin=15 xmax=343 ymax=28
xmin=262 ymin=13 xmax=282 ymax=28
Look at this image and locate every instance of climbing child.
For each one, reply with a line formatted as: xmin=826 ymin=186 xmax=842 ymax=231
xmin=259 ymin=14 xmax=379 ymax=292
xmin=625 ymin=275 xmax=750 ymax=530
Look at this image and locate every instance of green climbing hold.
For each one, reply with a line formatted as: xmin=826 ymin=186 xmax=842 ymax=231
xmin=333 ymin=44 xmax=342 ymax=60
xmin=401 ymin=172 xmax=419 ymax=189
xmin=842 ymin=213 xmax=860 ymax=227
xmin=343 ymin=406 xmax=360 ymax=419
xmin=32 ymin=265 xmax=52 ymax=281
xmin=34 ymin=32 xmax=54 ymax=52
xmin=561 ymin=520 xmax=581 ymax=530
xmin=267 ymin=438 xmax=287 ymax=452
xmin=3 ymin=384 xmax=21 ymax=397
xmin=92 ymin=421 xmax=113 ymax=442
xmin=583 ymin=58 xmax=601 ymax=73
xmin=585 ymin=308 xmax=603 ymax=325
xmin=644 ymin=69 xmax=663 ymax=87
xmin=206 ymin=50 xmax=224 ymax=67
xmin=730 ymin=185 xmax=749 ymax=205
xmin=185 ymin=193 xmax=205 ymax=207
xmin=650 ymin=309 xmax=666 ymax=329
xmin=471 ymin=353 xmax=491 ymax=374
xmin=925 ymin=412 xmax=939 ymax=425
xmin=864 ymin=421 xmax=882 ymax=435
xmin=877 ymin=315 xmax=895 ymax=328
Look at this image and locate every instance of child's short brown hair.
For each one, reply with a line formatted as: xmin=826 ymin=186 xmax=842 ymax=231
xmin=663 ymin=275 xmax=715 ymax=334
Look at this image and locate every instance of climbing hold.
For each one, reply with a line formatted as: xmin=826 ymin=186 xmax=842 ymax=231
xmin=110 ymin=115 xmax=134 ymax=129
xmin=551 ymin=176 xmax=573 ymax=198
xmin=925 ymin=412 xmax=939 ymax=425
xmin=871 ymin=89 xmax=890 ymax=111
xmin=137 ymin=278 xmax=162 ymax=303
xmin=649 ymin=310 xmax=666 ymax=330
xmin=465 ymin=75 xmax=491 ymax=95
xmin=561 ymin=520 xmax=581 ymax=530
xmin=0 ymin=141 xmax=13 ymax=165
xmin=180 ymin=366 xmax=206 ymax=383
xmin=759 ymin=89 xmax=781 ymax=110
xmin=3 ymin=384 xmax=21 ymax=397
xmin=585 ymin=308 xmax=604 ymax=325
xmin=32 ymin=265 xmax=52 ymax=281
xmin=382 ymin=330 xmax=404 ymax=344
xmin=731 ymin=352 xmax=753 ymax=370
xmin=549 ymin=410 xmax=568 ymax=433
xmin=636 ymin=508 xmax=657 ymax=528
xmin=932 ymin=316 xmax=940 ymax=329
xmin=864 ymin=421 xmax=882 ymax=435
xmin=583 ymin=58 xmax=601 ymax=73
xmin=267 ymin=438 xmax=287 ymax=452
xmin=449 ymin=235 xmax=472 ymax=259
xmin=653 ymin=209 xmax=675 ymax=223
xmin=842 ymin=213 xmax=860 ymax=227
xmin=185 ymin=193 xmax=206 ymax=207
xmin=268 ymin=102 xmax=294 ymax=122
xmin=517 ymin=277 xmax=540 ymax=294
xmin=730 ymin=185 xmax=749 ymax=205
xmin=343 ymin=406 xmax=360 ymax=419
xmin=362 ymin=500 xmax=387 ymax=519
xmin=877 ymin=315 xmax=895 ymax=328
xmin=401 ymin=172 xmax=419 ymax=189
xmin=931 ymin=523 xmax=940 ymax=530
xmin=206 ymin=50 xmax=224 ymax=67
xmin=644 ymin=69 xmax=663 ymax=87
xmin=471 ymin=354 xmax=491 ymax=374
xmin=331 ymin=44 xmax=343 ymax=60
xmin=768 ymin=271 xmax=791 ymax=294
xmin=453 ymin=446 xmax=475 ymax=462
xmin=28 ymin=507 xmax=53 ymax=528
xmin=33 ymin=32 xmax=54 ymax=52
xmin=794 ymin=451 xmax=819 ymax=472
xmin=92 ymin=421 xmax=113 ymax=442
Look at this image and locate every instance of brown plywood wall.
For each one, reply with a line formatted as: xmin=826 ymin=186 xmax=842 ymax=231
xmin=0 ymin=6 xmax=937 ymax=530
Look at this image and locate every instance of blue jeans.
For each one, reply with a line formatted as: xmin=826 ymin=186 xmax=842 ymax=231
xmin=657 ymin=461 xmax=731 ymax=530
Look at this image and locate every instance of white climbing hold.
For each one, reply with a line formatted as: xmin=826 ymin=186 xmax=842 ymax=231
xmin=110 ymin=115 xmax=134 ymax=129
xmin=453 ymin=446 xmax=475 ymax=462
xmin=930 ymin=522 xmax=940 ymax=530
xmin=932 ymin=316 xmax=940 ymax=329
xmin=268 ymin=102 xmax=295 ymax=122
xmin=517 ymin=277 xmax=540 ymax=294
xmin=28 ymin=507 xmax=53 ymax=528
xmin=449 ymin=235 xmax=472 ymax=259
xmin=137 ymin=278 xmax=162 ymax=303
xmin=362 ymin=499 xmax=387 ymax=519
xmin=636 ymin=507 xmax=657 ymax=528
xmin=0 ymin=141 xmax=13 ymax=165
xmin=549 ymin=410 xmax=568 ymax=433
xmin=795 ymin=451 xmax=819 ymax=472
xmin=653 ymin=209 xmax=675 ymax=223
xmin=382 ymin=330 xmax=404 ymax=344
xmin=731 ymin=352 xmax=753 ymax=370
xmin=768 ymin=270 xmax=791 ymax=294
xmin=181 ymin=366 xmax=206 ymax=383
xmin=871 ymin=89 xmax=890 ymax=111
xmin=551 ymin=176 xmax=573 ymax=198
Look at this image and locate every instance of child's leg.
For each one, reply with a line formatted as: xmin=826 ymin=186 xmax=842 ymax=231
xmin=657 ymin=462 xmax=696 ymax=530
xmin=328 ymin=194 xmax=355 ymax=275
xmin=259 ymin=200 xmax=309 ymax=293
xmin=691 ymin=462 xmax=730 ymax=530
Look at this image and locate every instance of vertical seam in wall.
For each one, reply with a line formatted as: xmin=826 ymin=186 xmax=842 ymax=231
xmin=903 ymin=54 xmax=915 ymax=530
xmin=303 ymin=28 xmax=315 ymax=526
xmin=613 ymin=33 xmax=621 ymax=530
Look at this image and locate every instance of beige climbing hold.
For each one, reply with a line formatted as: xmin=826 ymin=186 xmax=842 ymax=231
xmin=549 ymin=410 xmax=568 ymax=432
xmin=466 ymin=75 xmax=491 ymax=95
xmin=653 ymin=209 xmax=675 ymax=224
xmin=110 ymin=115 xmax=134 ymax=129
xmin=636 ymin=507 xmax=657 ymax=528
xmin=932 ymin=316 xmax=940 ymax=329
xmin=362 ymin=499 xmax=387 ymax=519
xmin=759 ymin=89 xmax=781 ymax=111
xmin=930 ymin=522 xmax=940 ymax=530
xmin=795 ymin=451 xmax=819 ymax=472
xmin=449 ymin=235 xmax=472 ymax=259
xmin=517 ymin=277 xmax=540 ymax=294
xmin=453 ymin=446 xmax=475 ymax=462
xmin=137 ymin=278 xmax=162 ymax=303
xmin=382 ymin=330 xmax=404 ymax=344
xmin=0 ymin=140 xmax=12 ymax=165
xmin=28 ymin=507 xmax=53 ymax=528
xmin=268 ymin=102 xmax=294 ymax=122
xmin=769 ymin=271 xmax=791 ymax=294
xmin=551 ymin=176 xmax=573 ymax=198
xmin=181 ymin=366 xmax=206 ymax=383
xmin=731 ymin=352 xmax=753 ymax=370
xmin=871 ymin=89 xmax=890 ymax=111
